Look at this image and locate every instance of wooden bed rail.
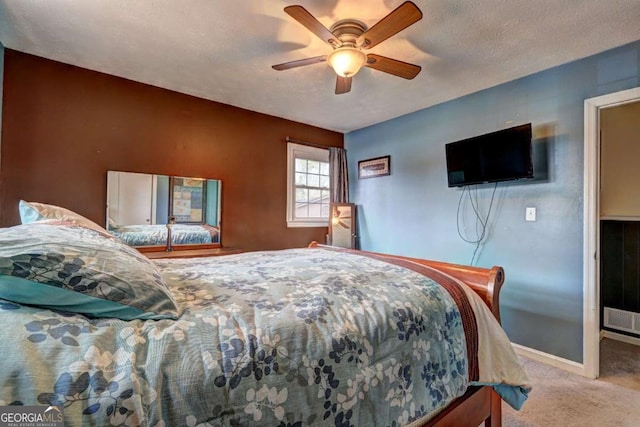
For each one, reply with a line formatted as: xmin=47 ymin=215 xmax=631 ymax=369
xmin=397 ymin=257 xmax=504 ymax=325
xmin=307 ymin=242 xmax=505 ymax=324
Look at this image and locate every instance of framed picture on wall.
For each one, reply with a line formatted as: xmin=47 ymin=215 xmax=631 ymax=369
xmin=169 ymin=177 xmax=207 ymax=223
xmin=358 ymin=155 xmax=391 ymax=179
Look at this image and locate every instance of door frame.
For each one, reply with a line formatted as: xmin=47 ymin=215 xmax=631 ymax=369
xmin=583 ymin=86 xmax=640 ymax=379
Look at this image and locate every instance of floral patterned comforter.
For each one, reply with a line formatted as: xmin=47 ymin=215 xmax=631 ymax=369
xmin=0 ymin=247 xmax=528 ymax=426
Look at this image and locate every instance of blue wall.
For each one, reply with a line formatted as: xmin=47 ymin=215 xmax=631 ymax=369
xmin=205 ymin=179 xmax=220 ymax=226
xmin=156 ymin=175 xmax=170 ymax=224
xmin=346 ymin=41 xmax=640 ymax=362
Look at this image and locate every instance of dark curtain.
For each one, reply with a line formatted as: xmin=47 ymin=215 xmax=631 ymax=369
xmin=329 ymin=147 xmax=349 ymax=203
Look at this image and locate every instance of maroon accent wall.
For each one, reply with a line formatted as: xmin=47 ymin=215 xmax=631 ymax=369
xmin=0 ymin=50 xmax=343 ymax=251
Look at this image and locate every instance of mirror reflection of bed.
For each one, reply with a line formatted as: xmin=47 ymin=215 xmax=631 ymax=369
xmin=106 ymin=171 xmax=221 ymax=248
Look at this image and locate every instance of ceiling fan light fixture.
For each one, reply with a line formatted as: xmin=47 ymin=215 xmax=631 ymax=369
xmin=327 ymin=47 xmax=367 ymax=78
xmin=274 ymin=3 xmax=423 ymax=94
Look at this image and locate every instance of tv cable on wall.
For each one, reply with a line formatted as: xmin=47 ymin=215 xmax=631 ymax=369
xmin=456 ymin=182 xmax=498 ymax=265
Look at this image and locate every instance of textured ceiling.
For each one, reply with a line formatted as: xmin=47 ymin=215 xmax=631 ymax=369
xmin=1 ymin=0 xmax=639 ymax=133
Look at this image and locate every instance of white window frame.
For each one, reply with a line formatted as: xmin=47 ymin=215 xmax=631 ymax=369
xmin=286 ymin=142 xmax=330 ymax=228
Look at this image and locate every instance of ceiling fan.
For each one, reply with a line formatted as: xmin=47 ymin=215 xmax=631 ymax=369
xmin=272 ymin=1 xmax=423 ymax=95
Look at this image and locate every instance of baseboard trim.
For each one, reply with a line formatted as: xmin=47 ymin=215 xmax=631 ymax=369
xmin=511 ymin=343 xmax=586 ymax=376
xmin=601 ymin=330 xmax=640 ymax=347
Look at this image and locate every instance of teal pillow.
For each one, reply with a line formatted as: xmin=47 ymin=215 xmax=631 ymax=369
xmin=0 ymin=223 xmax=179 ymax=320
xmin=18 ymin=200 xmax=110 ymax=237
xmin=18 ymin=200 xmax=43 ymax=223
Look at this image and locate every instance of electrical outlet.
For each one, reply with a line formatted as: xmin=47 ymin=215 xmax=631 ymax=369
xmin=525 ymin=207 xmax=536 ymax=222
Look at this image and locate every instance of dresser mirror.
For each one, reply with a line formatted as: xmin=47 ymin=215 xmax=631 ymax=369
xmin=106 ymin=171 xmax=221 ymax=248
xmin=328 ymin=203 xmax=357 ymax=249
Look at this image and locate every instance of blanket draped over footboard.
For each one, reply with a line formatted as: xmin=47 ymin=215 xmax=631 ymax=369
xmin=0 ymin=247 xmax=529 ymax=426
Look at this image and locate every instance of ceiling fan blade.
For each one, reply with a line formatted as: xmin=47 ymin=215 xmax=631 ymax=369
xmin=284 ymin=5 xmax=340 ymax=47
xmin=335 ymin=76 xmax=352 ymax=94
xmin=365 ymin=54 xmax=421 ymax=79
xmin=357 ymin=1 xmax=423 ymax=49
xmin=272 ymin=55 xmax=327 ymax=71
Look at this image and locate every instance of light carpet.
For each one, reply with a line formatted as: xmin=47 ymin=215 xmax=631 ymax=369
xmin=503 ymin=338 xmax=640 ymax=426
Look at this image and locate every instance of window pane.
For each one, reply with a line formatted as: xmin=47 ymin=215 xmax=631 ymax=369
xmin=320 ymin=175 xmax=330 ymax=189
xmin=296 ymin=188 xmax=308 ymax=203
xmin=308 ymin=160 xmax=320 ymax=174
xmin=295 ymin=158 xmax=307 ymax=172
xmin=321 ymin=190 xmax=330 ymax=203
xmin=321 ymin=204 xmax=330 ymax=218
xmin=320 ymin=162 xmax=329 ymax=175
xmin=308 ymin=203 xmax=322 ymax=217
xmin=308 ymin=173 xmax=320 ymax=188
xmin=309 ymin=189 xmax=321 ymax=202
xmin=295 ymin=172 xmax=307 ymax=186
xmin=296 ymin=204 xmax=309 ymax=218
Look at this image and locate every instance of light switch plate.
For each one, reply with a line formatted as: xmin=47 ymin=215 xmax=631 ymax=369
xmin=525 ymin=207 xmax=536 ymax=222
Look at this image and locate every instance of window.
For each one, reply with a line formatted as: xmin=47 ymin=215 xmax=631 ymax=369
xmin=287 ymin=143 xmax=330 ymax=227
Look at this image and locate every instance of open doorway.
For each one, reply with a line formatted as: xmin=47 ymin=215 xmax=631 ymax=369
xmin=583 ymin=87 xmax=640 ymax=379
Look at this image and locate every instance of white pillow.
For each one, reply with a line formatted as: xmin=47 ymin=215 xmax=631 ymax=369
xmin=19 ymin=200 xmax=109 ymax=236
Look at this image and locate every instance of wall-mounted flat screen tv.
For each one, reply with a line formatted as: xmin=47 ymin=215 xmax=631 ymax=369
xmin=445 ymin=123 xmax=533 ymax=187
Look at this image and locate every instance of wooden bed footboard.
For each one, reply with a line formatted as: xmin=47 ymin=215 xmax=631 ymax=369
xmin=308 ymin=242 xmax=504 ymax=427
xmin=307 ymin=242 xmax=505 ymax=323
xmin=391 ymin=255 xmax=504 ymax=324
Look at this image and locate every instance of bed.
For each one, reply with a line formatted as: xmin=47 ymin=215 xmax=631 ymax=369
xmin=0 ymin=222 xmax=530 ymax=426
xmin=108 ymin=223 xmax=220 ymax=246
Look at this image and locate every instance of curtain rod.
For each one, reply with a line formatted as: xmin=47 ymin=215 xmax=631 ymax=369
xmin=285 ymin=136 xmax=330 ymax=150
